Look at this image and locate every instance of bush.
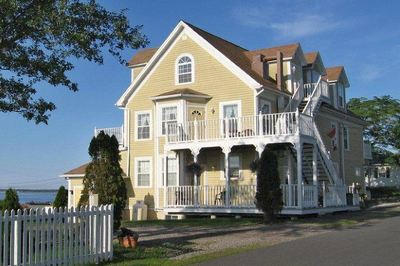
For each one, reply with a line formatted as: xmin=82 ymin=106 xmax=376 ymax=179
xmin=368 ymin=187 xmax=400 ymax=199
xmin=1 ymin=188 xmax=21 ymax=211
xmin=53 ymin=186 xmax=68 ymax=208
xmin=253 ymin=147 xmax=283 ymax=223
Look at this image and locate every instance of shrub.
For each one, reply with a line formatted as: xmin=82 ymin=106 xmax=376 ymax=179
xmin=252 ymin=147 xmax=283 ymax=223
xmin=1 ymin=188 xmax=21 ymax=211
xmin=53 ymin=186 xmax=68 ymax=208
xmin=80 ymin=131 xmax=127 ymax=230
xmin=368 ymin=187 xmax=400 ymax=199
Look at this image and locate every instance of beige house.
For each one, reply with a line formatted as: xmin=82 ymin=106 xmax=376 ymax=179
xmin=62 ymin=21 xmax=368 ymax=219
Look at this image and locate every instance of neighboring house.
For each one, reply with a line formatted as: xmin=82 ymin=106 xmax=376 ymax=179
xmin=62 ymin=21 xmax=369 ymax=219
xmin=365 ymin=164 xmax=400 ymax=188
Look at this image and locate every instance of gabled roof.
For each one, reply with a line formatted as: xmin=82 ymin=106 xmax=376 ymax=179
xmin=185 ymin=22 xmax=278 ymax=88
xmin=304 ymin=51 xmax=319 ymax=65
xmin=304 ymin=51 xmax=326 ymax=75
xmin=61 ymin=163 xmax=127 ymax=178
xmin=325 ymin=66 xmax=350 ymax=87
xmin=128 ymin=48 xmax=158 ymax=66
xmin=245 ymin=43 xmax=300 ymax=60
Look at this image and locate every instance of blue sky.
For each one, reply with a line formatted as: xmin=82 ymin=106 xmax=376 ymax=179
xmin=0 ymin=0 xmax=399 ymax=189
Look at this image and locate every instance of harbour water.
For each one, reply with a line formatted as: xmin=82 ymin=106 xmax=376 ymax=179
xmin=0 ymin=190 xmax=57 ymax=204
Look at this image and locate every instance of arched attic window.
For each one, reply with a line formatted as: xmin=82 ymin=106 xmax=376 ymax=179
xmin=176 ymin=54 xmax=194 ymax=84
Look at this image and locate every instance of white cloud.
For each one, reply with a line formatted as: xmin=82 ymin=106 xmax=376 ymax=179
xmin=232 ymin=4 xmax=344 ymax=40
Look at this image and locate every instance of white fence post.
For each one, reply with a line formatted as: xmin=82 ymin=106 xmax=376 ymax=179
xmin=0 ymin=204 xmax=114 ymax=265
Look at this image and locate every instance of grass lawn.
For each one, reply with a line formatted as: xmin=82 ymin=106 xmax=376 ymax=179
xmin=121 ymin=216 xmax=262 ymax=228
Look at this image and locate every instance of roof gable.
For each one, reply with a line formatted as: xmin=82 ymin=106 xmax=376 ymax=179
xmin=325 ymin=66 xmax=349 ymax=87
xmin=128 ymin=48 xmax=158 ymax=66
xmin=304 ymin=51 xmax=326 ymax=75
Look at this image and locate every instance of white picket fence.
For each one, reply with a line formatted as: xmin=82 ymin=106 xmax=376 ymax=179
xmin=0 ymin=205 xmax=113 ymax=266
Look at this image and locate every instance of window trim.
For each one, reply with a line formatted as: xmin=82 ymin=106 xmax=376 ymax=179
xmin=160 ymin=155 xmax=179 ymax=187
xmin=134 ymin=110 xmax=152 ymax=141
xmin=158 ymin=103 xmax=179 ymax=136
xmin=175 ymin=53 xmax=194 ymax=85
xmin=134 ymin=157 xmax=152 ymax=188
xmin=343 ymin=125 xmax=350 ymax=151
xmin=220 ymin=153 xmax=242 ymax=180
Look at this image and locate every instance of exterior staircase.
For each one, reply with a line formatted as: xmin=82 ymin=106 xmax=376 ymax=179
xmin=285 ymin=77 xmax=342 ymax=185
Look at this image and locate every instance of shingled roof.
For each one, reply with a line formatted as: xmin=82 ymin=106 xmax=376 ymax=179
xmin=245 ymin=43 xmax=300 ymax=60
xmin=326 ymin=66 xmax=344 ymax=81
xmin=62 ymin=163 xmax=127 ymax=177
xmin=128 ymin=48 xmax=158 ymax=66
xmin=304 ymin=51 xmax=319 ymax=65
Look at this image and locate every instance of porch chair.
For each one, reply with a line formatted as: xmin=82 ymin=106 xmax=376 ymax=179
xmin=214 ymin=190 xmax=226 ymax=205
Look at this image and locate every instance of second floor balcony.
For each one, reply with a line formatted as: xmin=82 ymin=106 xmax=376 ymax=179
xmin=166 ymin=111 xmax=314 ymax=147
xmin=94 ymin=126 xmax=125 ymax=147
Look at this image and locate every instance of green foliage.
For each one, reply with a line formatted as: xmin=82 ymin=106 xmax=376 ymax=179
xmin=348 ymin=96 xmax=400 ymax=150
xmin=368 ymin=187 xmax=400 ymax=199
xmin=254 ymin=147 xmax=283 ymax=223
xmin=53 ymin=185 xmax=68 ymax=208
xmin=80 ymin=131 xmax=127 ymax=229
xmin=0 ymin=0 xmax=148 ymax=124
xmin=1 ymin=188 xmax=21 ymax=211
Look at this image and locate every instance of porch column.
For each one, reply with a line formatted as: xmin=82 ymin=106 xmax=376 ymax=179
xmin=255 ymin=144 xmax=265 ymax=188
xmin=312 ymin=143 xmax=318 ymax=207
xmin=191 ymin=148 xmax=200 ymax=207
xmin=296 ymin=141 xmax=303 ymax=209
xmin=287 ymin=148 xmax=293 ymax=207
xmin=163 ymin=152 xmax=168 ymax=208
xmin=222 ymin=146 xmax=232 ymax=207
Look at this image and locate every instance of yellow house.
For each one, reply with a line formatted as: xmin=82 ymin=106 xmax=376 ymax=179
xmin=62 ymin=21 xmax=368 ymax=219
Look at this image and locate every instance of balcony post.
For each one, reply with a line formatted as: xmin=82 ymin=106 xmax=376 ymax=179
xmin=191 ymin=148 xmax=200 ymax=207
xmin=312 ymin=143 xmax=318 ymax=207
xmin=194 ymin=118 xmax=198 ymax=141
xmin=287 ymin=148 xmax=293 ymax=207
xmin=296 ymin=141 xmax=303 ymax=209
xmin=258 ymin=111 xmax=263 ymax=136
xmin=222 ymin=146 xmax=232 ymax=207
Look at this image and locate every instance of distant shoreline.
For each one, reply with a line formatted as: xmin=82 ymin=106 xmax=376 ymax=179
xmin=0 ymin=189 xmax=58 ymax=192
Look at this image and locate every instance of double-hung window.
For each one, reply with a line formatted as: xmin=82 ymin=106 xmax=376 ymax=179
xmin=176 ymin=55 xmax=193 ymax=84
xmin=161 ymin=106 xmax=177 ymax=135
xmin=343 ymin=126 xmax=350 ymax=150
xmin=338 ymin=83 xmax=345 ymax=108
xmin=136 ymin=158 xmax=151 ymax=187
xmin=161 ymin=157 xmax=178 ymax=186
xmin=221 ymin=154 xmax=241 ymax=180
xmin=136 ymin=111 xmax=151 ymax=140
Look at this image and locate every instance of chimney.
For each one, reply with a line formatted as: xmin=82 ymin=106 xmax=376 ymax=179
xmin=251 ymin=54 xmax=265 ymax=78
xmin=276 ymin=51 xmax=283 ymax=91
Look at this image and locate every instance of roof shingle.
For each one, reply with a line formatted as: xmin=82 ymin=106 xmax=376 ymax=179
xmin=128 ymin=48 xmax=158 ymax=66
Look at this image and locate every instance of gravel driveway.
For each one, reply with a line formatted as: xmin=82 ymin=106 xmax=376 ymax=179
xmin=127 ymin=205 xmax=400 ymax=260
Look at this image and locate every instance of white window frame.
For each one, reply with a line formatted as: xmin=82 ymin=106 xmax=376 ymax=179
xmin=158 ymin=103 xmax=179 ymax=136
xmin=175 ymin=53 xmax=194 ymax=85
xmin=160 ymin=155 xmax=179 ymax=187
xmin=337 ymin=83 xmax=345 ymax=108
xmin=219 ymin=100 xmax=242 ymax=136
xmin=134 ymin=157 xmax=152 ymax=188
xmin=330 ymin=122 xmax=338 ymax=148
xmin=220 ymin=153 xmax=242 ymax=180
xmin=258 ymin=98 xmax=272 ymax=114
xmin=135 ymin=110 xmax=152 ymax=141
xmin=343 ymin=125 xmax=350 ymax=151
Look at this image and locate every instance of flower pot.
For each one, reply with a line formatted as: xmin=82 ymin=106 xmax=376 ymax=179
xmin=118 ymin=236 xmax=138 ymax=248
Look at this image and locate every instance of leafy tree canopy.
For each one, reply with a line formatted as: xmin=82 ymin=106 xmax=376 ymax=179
xmin=0 ymin=0 xmax=148 ymax=124
xmin=348 ymin=96 xmax=400 ymax=150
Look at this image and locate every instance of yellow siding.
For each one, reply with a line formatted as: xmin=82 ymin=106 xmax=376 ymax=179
xmin=124 ymin=34 xmax=256 ymax=211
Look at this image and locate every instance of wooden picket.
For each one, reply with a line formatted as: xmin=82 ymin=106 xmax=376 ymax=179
xmin=0 ymin=204 xmax=113 ymax=265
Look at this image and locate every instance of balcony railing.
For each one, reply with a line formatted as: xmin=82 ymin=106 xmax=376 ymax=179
xmin=94 ymin=126 xmax=124 ymax=146
xmin=166 ymin=112 xmax=314 ymax=144
xmin=164 ymin=183 xmax=348 ymax=209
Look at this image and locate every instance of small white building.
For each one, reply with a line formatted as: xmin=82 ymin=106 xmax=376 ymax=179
xmin=365 ymin=164 xmax=400 ymax=188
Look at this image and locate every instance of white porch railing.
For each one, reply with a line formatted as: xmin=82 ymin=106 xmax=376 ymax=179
xmin=323 ymin=183 xmax=347 ymax=207
xmin=164 ymin=184 xmax=346 ymax=210
xmin=303 ymin=78 xmax=329 ymax=116
xmin=94 ymin=126 xmax=124 ymax=145
xmin=167 ymin=112 xmax=313 ymax=144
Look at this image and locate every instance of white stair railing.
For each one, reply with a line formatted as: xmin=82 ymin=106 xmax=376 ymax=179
xmin=284 ymin=83 xmax=303 ymax=112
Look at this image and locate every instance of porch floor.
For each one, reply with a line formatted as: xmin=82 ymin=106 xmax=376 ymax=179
xmin=163 ymin=206 xmax=360 ymax=216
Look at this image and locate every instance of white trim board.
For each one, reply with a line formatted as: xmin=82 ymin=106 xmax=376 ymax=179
xmin=116 ymin=21 xmax=263 ymax=107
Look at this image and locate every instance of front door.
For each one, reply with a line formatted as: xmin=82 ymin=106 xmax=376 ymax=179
xmin=222 ymin=103 xmax=239 ymax=137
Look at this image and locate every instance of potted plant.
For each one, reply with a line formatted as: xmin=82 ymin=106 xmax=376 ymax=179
xmin=186 ymin=162 xmax=202 ymax=177
xmin=118 ymin=227 xmax=139 ymax=248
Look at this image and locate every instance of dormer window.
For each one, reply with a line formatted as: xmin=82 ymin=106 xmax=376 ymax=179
xmin=337 ymin=83 xmax=345 ymax=108
xmin=176 ymin=54 xmax=194 ymax=84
